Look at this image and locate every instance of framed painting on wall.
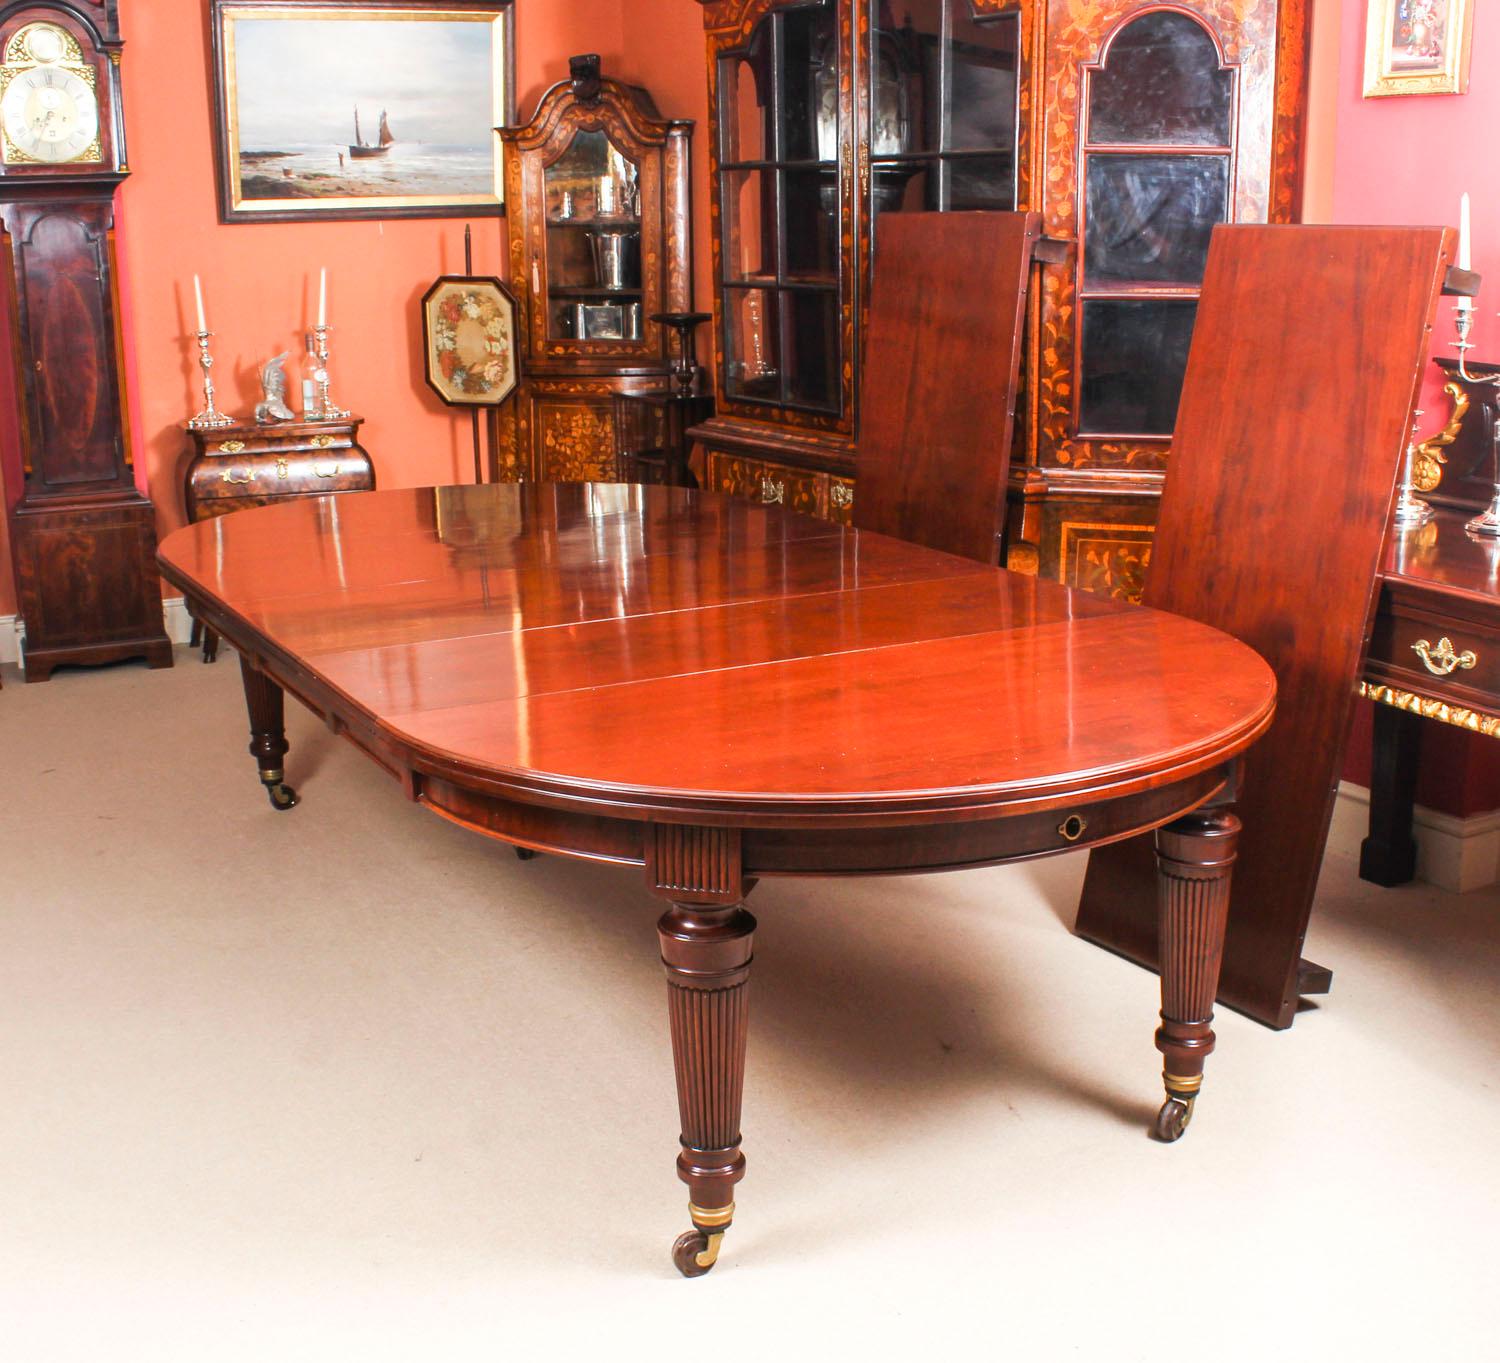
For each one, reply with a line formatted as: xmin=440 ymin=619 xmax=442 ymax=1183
xmin=1364 ymin=0 xmax=1474 ymax=97
xmin=210 ymin=1 xmax=516 ymax=223
xmin=420 ymin=275 xmax=519 ymax=406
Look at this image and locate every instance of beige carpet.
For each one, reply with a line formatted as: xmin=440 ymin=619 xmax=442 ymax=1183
xmin=0 ymin=651 xmax=1495 ymax=1362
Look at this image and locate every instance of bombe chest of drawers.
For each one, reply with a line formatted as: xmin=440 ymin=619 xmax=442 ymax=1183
xmin=182 ymin=416 xmax=374 ymax=660
xmin=184 ymin=416 xmax=373 ymax=522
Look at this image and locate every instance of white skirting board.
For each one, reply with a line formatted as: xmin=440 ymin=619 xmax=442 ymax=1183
xmin=1335 ymin=782 xmax=1500 ymax=894
xmin=0 ymin=598 xmax=195 ymax=668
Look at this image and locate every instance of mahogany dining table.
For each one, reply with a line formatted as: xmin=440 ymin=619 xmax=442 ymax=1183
xmin=156 ymin=482 xmax=1276 ymax=1276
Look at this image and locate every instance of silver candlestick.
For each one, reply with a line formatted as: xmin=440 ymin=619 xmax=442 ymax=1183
xmin=1452 ymin=306 xmax=1500 ymax=536
xmin=306 ymin=324 xmax=351 ymax=422
xmin=1391 ymin=410 xmax=1433 ymax=530
xmin=187 ymin=329 xmax=234 ymax=430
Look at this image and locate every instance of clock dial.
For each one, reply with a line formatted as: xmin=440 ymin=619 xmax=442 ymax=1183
xmin=2 ymin=64 xmax=99 ymax=164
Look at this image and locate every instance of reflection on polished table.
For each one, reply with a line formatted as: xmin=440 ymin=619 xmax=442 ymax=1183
xmin=156 ymin=483 xmax=1276 ymax=1276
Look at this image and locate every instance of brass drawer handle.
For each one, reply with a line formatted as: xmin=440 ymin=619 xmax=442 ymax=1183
xmin=829 ymin=483 xmax=853 ymax=509
xmin=314 ymin=463 xmax=340 ymax=478
xmin=1412 ymin=636 xmax=1477 ymax=676
xmin=217 ymin=440 xmax=246 ymax=455
xmin=220 ymin=466 xmax=254 ymax=485
xmin=310 ymin=435 xmax=336 ymax=449
xmin=1058 ymin=813 xmax=1088 ymax=843
xmin=760 ymin=477 xmax=785 ymax=505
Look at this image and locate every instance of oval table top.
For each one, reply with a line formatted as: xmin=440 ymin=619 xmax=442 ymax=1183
xmin=157 ymin=483 xmax=1275 ymax=826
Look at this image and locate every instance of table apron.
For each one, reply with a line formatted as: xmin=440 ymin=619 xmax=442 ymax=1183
xmin=419 ymin=766 xmax=1230 ymax=879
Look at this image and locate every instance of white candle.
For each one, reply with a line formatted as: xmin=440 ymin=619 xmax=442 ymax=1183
xmin=193 ymin=274 xmax=207 ymax=333
xmin=1457 ymin=194 xmax=1474 ymax=312
xmin=318 ymin=268 xmax=327 ymax=328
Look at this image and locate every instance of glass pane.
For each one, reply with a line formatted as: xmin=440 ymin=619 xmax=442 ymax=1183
xmin=1088 ymin=11 xmax=1232 ymax=147
xmin=781 ymin=3 xmax=839 ymax=163
xmin=872 ymin=0 xmax=942 ymax=156
xmin=784 ymin=168 xmax=838 ymax=281
xmin=725 ymin=287 xmax=781 ymax=401
xmin=722 ymin=168 xmax=775 ymax=282
xmin=785 ymin=289 xmax=839 ymax=409
xmin=871 ymin=161 xmax=937 ymax=217
xmin=1078 ymin=299 xmax=1197 ymax=436
xmin=948 ymin=153 xmax=1015 ymax=211
xmin=719 ymin=23 xmax=772 ymax=164
xmin=1083 ymin=154 xmax=1228 ymax=286
xmin=544 ymin=130 xmax=642 ymax=342
xmin=948 ymin=9 xmax=1020 ymax=152
xmin=544 ymin=129 xmax=638 ymax=224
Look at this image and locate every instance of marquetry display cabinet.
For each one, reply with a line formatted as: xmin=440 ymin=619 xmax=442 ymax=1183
xmin=689 ymin=0 xmax=1310 ymax=597
xmin=494 ymin=55 xmax=694 ymax=484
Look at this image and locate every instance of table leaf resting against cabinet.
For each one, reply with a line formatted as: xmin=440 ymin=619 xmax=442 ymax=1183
xmin=157 ymin=483 xmax=1275 ymax=1276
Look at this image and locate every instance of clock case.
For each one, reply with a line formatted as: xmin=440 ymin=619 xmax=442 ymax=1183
xmin=0 ymin=1 xmax=172 ymax=682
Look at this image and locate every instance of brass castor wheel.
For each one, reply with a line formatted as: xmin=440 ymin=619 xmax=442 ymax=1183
xmin=514 ymin=847 xmax=538 ymax=861
xmin=263 ymin=780 xmax=299 ymax=811
xmin=1153 ymin=1095 xmax=1195 ymax=1143
xmin=671 ymin=1228 xmax=721 ymax=1278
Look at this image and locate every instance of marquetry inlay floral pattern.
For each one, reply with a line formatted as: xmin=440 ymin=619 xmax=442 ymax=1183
xmin=539 ymin=402 xmax=616 ymax=482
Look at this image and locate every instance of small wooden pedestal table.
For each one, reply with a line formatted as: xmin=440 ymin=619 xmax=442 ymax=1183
xmin=157 ymin=483 xmax=1276 ymax=1276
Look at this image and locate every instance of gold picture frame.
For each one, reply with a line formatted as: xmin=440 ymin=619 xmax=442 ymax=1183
xmin=210 ymin=2 xmax=515 ymax=223
xmin=1364 ymin=0 xmax=1473 ymax=98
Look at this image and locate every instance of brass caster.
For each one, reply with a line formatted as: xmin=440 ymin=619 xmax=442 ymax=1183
xmin=1153 ymin=1094 xmax=1195 ymax=1143
xmin=260 ymin=771 xmax=299 ymax=812
xmin=671 ymin=1201 xmax=733 ymax=1278
xmin=671 ymin=1228 xmax=723 ymax=1278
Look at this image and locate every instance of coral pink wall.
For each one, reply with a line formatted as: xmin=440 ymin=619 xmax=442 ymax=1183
xmin=617 ymin=6 xmax=713 ymax=339
xmin=1330 ymin=0 xmax=1491 ymax=415
xmin=0 ymin=0 xmax=629 ymax=616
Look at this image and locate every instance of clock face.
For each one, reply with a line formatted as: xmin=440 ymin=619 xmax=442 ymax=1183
xmin=2 ymin=63 xmax=99 ymax=164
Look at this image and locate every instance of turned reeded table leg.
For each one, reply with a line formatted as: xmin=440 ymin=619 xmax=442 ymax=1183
xmin=239 ymin=656 xmax=299 ymax=811
xmin=1153 ymin=809 xmax=1240 ymax=1142
xmin=659 ymin=900 xmax=755 ymax=1277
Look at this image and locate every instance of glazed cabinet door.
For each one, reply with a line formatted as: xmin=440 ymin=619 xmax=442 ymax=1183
xmin=1016 ymin=0 xmax=1307 ymax=596
xmin=706 ymin=0 xmax=857 ymax=439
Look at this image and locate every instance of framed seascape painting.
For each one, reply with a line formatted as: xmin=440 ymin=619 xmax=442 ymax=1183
xmin=1364 ymin=0 xmax=1474 ymax=98
xmin=210 ymin=2 xmax=516 ymax=223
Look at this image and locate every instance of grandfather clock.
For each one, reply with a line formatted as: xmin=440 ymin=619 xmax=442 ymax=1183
xmin=0 ymin=0 xmax=171 ymax=682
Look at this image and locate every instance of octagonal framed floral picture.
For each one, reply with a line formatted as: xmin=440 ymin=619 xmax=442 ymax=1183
xmin=421 ymin=274 xmax=519 ymax=406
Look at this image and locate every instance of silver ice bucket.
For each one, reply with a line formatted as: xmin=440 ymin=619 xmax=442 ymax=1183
xmin=590 ymin=230 xmax=640 ymax=290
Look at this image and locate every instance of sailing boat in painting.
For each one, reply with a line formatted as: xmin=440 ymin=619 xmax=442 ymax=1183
xmin=349 ymin=108 xmax=394 ymax=159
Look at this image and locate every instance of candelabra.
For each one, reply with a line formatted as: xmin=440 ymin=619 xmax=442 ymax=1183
xmin=306 ymin=324 xmax=351 ymax=422
xmin=187 ymin=329 xmax=234 ymax=430
xmin=1451 ymin=306 xmax=1500 ymax=537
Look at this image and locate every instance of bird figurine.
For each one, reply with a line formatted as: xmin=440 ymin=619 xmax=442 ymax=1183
xmin=255 ymin=352 xmax=297 ymax=424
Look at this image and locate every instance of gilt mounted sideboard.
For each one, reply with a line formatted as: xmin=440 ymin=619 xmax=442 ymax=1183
xmin=687 ymin=0 xmax=1310 ymax=594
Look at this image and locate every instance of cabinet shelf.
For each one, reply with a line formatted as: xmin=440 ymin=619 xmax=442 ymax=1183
xmin=546 ymin=215 xmax=643 ymax=229
xmin=548 ymin=285 xmax=645 ymax=298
